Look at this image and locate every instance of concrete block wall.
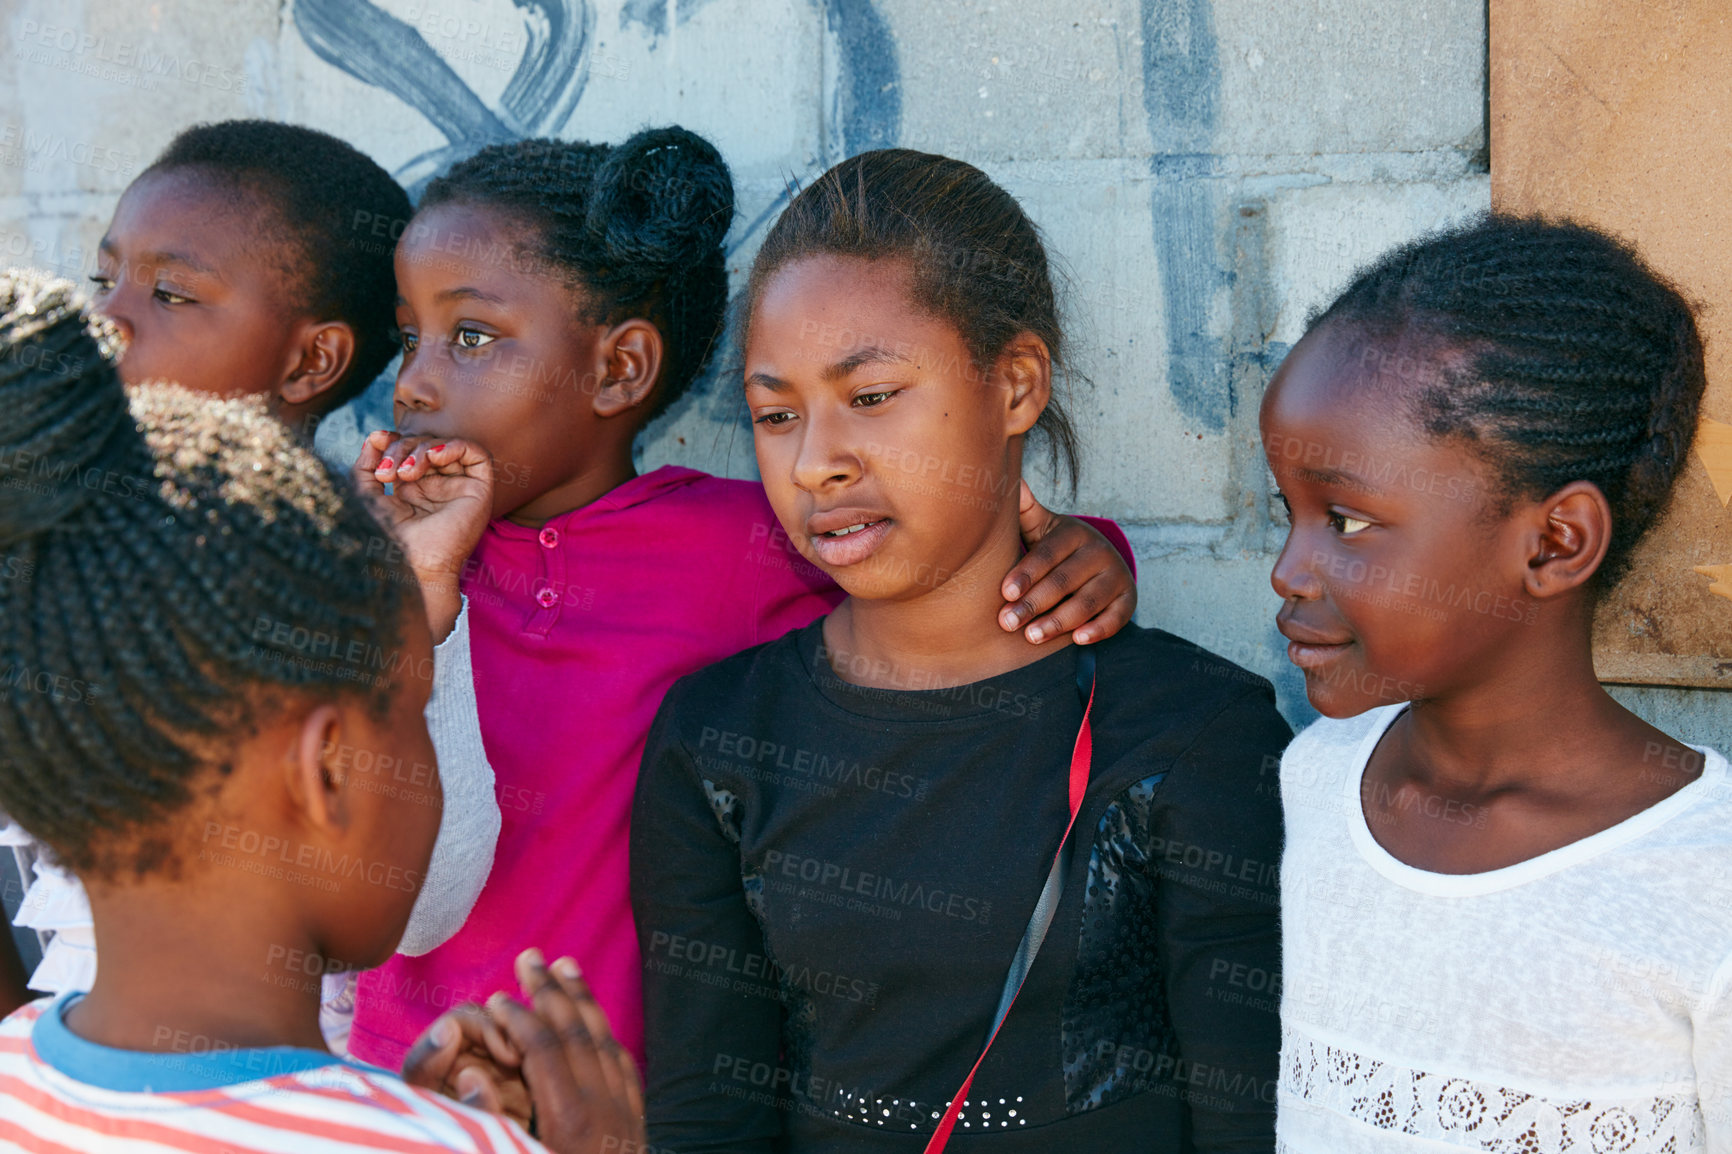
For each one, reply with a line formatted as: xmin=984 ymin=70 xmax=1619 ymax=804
xmin=2 ymin=0 xmax=1723 ymax=746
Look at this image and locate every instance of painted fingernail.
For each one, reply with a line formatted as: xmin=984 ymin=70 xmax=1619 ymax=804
xmin=377 ymin=457 xmax=394 ymax=471
xmin=432 ymin=444 xmax=446 ymax=453
xmin=402 ymin=455 xmax=416 ymax=469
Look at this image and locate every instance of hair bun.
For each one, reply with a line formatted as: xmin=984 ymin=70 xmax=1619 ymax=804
xmin=587 ymin=126 xmax=735 ymax=275
xmin=0 ymin=269 xmax=136 ymax=547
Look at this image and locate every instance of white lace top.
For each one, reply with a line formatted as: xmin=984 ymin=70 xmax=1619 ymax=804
xmin=1278 ymin=704 xmax=1732 ymax=1154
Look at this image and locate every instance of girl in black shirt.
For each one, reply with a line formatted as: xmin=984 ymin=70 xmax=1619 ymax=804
xmin=631 ymin=149 xmax=1289 ymax=1153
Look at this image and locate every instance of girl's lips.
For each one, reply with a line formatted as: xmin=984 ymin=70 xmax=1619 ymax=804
xmin=1286 ymin=638 xmax=1352 ymax=671
xmin=809 ymin=518 xmax=892 ymax=568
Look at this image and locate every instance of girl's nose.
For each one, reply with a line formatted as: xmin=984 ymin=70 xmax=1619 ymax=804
xmin=393 ymin=352 xmax=440 ymax=412
xmin=1270 ymin=532 xmax=1325 ymax=602
xmin=790 ymin=409 xmax=862 ymax=493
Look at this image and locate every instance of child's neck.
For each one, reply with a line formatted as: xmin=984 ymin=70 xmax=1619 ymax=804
xmin=1362 ymin=604 xmax=1700 ymax=875
xmin=68 ymin=879 xmax=329 ymax=1055
xmin=823 ymin=516 xmax=1070 ymax=691
xmin=1390 ymin=611 xmax=1681 ymax=795
xmin=504 ymin=442 xmax=639 ymax=529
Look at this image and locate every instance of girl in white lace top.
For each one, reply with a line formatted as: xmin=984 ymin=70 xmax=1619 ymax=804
xmin=1261 ymin=215 xmax=1732 ymax=1153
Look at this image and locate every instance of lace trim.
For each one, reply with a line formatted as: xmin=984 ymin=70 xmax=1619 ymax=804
xmin=1281 ymin=1025 xmax=1703 ymax=1153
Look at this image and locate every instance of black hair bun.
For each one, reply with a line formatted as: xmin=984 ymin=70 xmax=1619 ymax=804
xmin=0 ymin=270 xmax=137 ymax=548
xmin=587 ymin=126 xmax=734 ymax=275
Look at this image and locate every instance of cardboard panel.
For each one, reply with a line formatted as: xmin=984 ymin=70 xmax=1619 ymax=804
xmin=1492 ymin=0 xmax=1732 ymax=685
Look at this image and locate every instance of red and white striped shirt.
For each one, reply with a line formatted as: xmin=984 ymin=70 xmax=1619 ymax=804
xmin=0 ymin=999 xmax=545 ymax=1152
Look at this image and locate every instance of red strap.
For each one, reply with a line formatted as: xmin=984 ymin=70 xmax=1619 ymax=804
xmin=921 ymin=675 xmax=1095 ymax=1153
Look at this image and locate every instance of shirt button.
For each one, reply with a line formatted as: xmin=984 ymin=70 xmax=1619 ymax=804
xmin=538 ymin=527 xmax=559 ymax=549
xmin=535 ymin=587 xmax=558 ymax=608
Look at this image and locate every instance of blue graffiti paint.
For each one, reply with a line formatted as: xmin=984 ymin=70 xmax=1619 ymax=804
xmin=1139 ymin=0 xmax=1227 ymax=430
xmin=622 ymin=0 xmax=724 ymax=39
xmin=711 ymin=1 xmax=900 ymax=260
xmin=293 ymin=0 xmax=512 ymax=145
xmin=812 ymin=0 xmax=901 ymax=156
xmin=620 ymin=0 xmax=668 ymax=35
xmin=292 ymin=0 xmax=590 ymax=196
xmin=295 ymin=0 xmax=902 ymax=438
xmin=296 ymin=0 xmax=898 ymax=191
xmin=498 ymin=0 xmax=593 ymax=135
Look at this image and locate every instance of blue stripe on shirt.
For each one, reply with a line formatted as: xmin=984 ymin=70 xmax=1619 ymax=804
xmin=31 ymin=994 xmax=383 ymax=1092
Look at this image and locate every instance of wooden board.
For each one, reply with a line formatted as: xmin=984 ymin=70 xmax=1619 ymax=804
xmin=1492 ymin=0 xmax=1732 ymax=685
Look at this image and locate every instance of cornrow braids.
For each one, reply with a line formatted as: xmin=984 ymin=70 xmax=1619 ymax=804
xmin=0 ymin=270 xmax=411 ymax=881
xmin=1311 ymin=213 xmax=1707 ymax=586
xmin=419 ymin=126 xmax=735 ymax=420
xmin=744 ymin=149 xmax=1083 ymax=492
xmin=148 ymin=119 xmax=412 ymax=405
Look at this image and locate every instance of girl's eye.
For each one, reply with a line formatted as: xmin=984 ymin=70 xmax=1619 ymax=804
xmin=153 ymin=287 xmax=193 ymax=305
xmin=455 ymin=328 xmax=495 ymax=350
xmin=852 ymin=389 xmax=898 ymax=408
xmin=1329 ymin=511 xmax=1372 ymax=535
xmin=88 ymin=275 xmax=114 ymax=294
xmin=400 ymin=331 xmax=419 ymax=353
xmin=754 ymin=411 xmax=795 ymax=427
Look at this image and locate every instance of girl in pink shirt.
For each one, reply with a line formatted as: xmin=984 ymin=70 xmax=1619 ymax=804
xmin=356 ymin=128 xmax=1137 ymax=1070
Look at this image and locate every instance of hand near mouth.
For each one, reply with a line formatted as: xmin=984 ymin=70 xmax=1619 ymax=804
xmin=354 ymin=429 xmax=494 ymax=641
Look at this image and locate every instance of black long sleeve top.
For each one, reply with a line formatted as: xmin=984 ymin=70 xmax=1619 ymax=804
xmin=631 ymin=620 xmax=1290 ymax=1153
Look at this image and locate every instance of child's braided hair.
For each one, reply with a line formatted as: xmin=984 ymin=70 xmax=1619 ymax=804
xmin=0 ymin=270 xmax=410 ymax=880
xmin=1311 ymin=213 xmax=1706 ymax=586
xmin=419 ymin=126 xmax=735 ymax=419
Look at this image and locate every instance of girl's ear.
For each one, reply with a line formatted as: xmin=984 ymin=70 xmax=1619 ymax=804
xmin=1522 ymin=480 xmax=1614 ymax=598
xmin=997 ymin=332 xmax=1052 ymax=438
xmin=281 ymin=320 xmax=358 ymax=407
xmin=284 ymin=703 xmax=352 ymax=837
xmin=593 ymin=319 xmax=665 ymax=418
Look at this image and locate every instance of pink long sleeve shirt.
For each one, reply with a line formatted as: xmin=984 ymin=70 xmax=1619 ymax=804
xmin=348 ymin=465 xmax=1132 ymax=1069
xmin=350 ymin=467 xmax=837 ymax=1068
